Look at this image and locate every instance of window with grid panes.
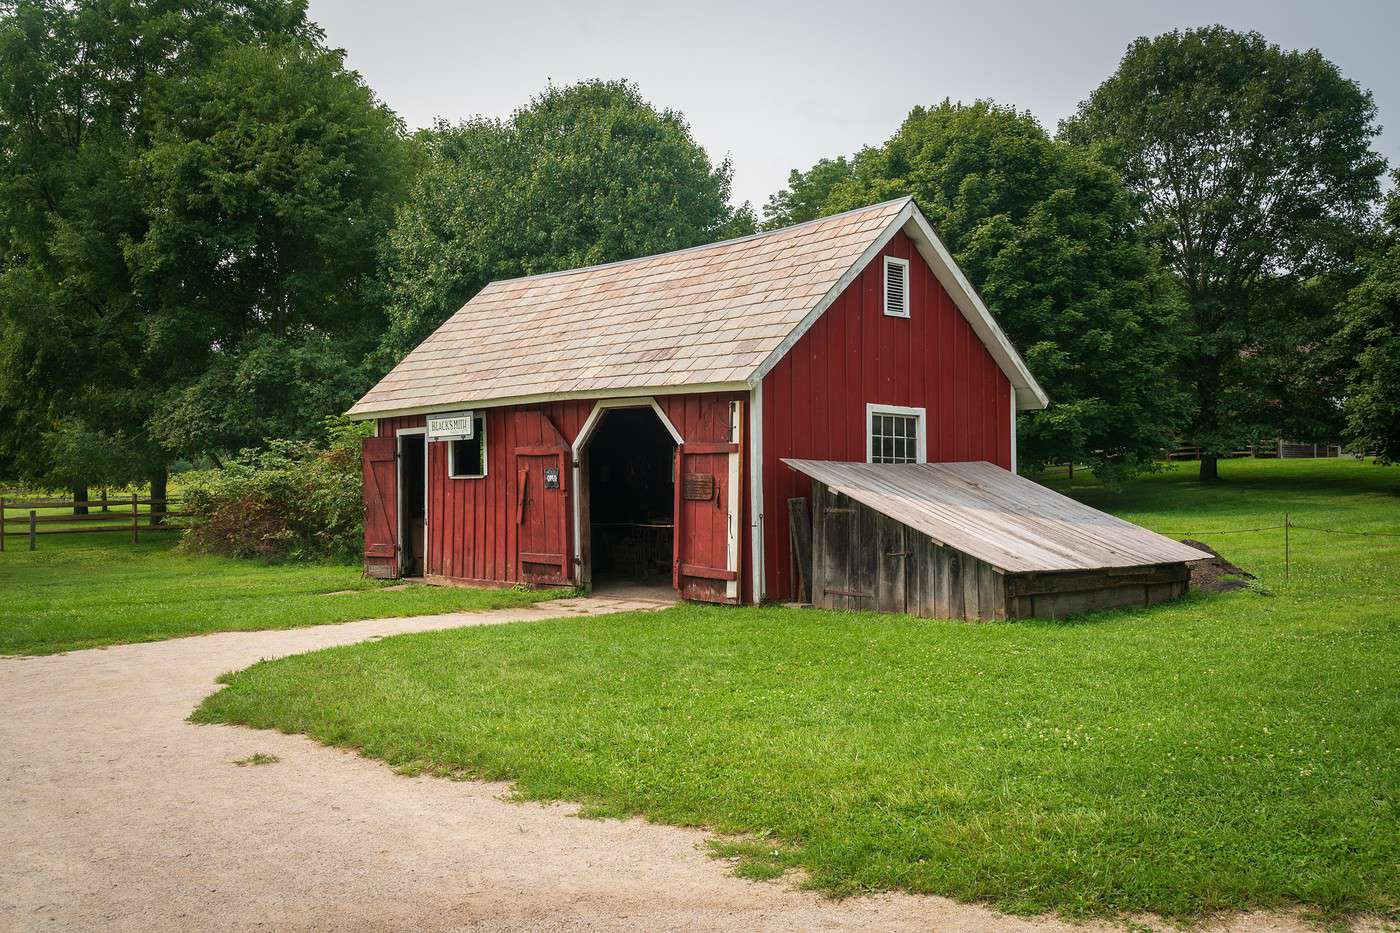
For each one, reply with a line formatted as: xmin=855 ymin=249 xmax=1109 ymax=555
xmin=870 ymin=412 xmax=919 ymax=464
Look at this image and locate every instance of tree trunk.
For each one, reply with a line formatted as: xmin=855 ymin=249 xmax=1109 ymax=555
xmin=149 ymin=466 xmax=168 ymax=527
xmin=73 ymin=483 xmax=88 ymax=516
xmin=1193 ymin=346 xmax=1223 ymax=483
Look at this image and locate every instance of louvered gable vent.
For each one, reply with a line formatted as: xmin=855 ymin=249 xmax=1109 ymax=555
xmin=883 ymin=256 xmax=909 ymax=317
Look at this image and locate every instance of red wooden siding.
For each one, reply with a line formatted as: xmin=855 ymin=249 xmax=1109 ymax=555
xmin=376 ymin=390 xmax=751 ymax=602
xmin=761 ymin=230 xmax=1012 ymax=601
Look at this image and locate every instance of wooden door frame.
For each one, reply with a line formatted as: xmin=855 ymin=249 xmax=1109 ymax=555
xmin=726 ymin=399 xmax=743 ymax=602
xmin=569 ymin=397 xmax=684 ymax=587
xmin=395 ymin=426 xmax=428 ymax=576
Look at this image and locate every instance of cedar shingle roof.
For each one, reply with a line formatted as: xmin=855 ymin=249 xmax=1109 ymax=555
xmin=349 ymin=198 xmax=911 ymax=417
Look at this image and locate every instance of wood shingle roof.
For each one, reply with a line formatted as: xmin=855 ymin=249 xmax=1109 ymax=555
xmin=350 ymin=197 xmax=1047 ymax=418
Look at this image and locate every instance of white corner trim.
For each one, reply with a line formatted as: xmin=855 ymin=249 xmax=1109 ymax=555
xmin=726 ymin=400 xmax=742 ymax=602
xmin=748 ymin=383 xmax=764 ymax=603
xmin=883 ymin=255 xmax=910 ymax=318
xmin=865 ymin=402 xmax=928 ymax=464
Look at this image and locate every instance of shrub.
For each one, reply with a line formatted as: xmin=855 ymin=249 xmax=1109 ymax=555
xmin=180 ymin=419 xmax=371 ymax=561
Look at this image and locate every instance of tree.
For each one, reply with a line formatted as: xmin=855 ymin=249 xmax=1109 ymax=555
xmin=0 ymin=0 xmax=404 ymax=495
xmin=378 ymin=79 xmax=754 ymax=362
xmin=1336 ymin=172 xmax=1400 ymax=463
xmin=774 ymin=100 xmax=1189 ymax=481
xmin=1061 ymin=26 xmax=1386 ymax=479
xmin=130 ymin=38 xmax=408 ymax=455
xmin=761 ymin=157 xmax=852 ymax=230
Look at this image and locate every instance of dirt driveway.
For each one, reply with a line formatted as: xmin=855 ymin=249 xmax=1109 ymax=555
xmin=0 ymin=598 xmax=1335 ymax=932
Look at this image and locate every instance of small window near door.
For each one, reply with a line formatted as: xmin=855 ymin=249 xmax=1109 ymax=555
xmin=448 ymin=415 xmax=487 ymax=478
xmin=867 ymin=404 xmax=926 ymax=464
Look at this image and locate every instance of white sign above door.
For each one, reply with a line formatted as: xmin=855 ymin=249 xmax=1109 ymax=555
xmin=427 ymin=410 xmax=474 ymax=441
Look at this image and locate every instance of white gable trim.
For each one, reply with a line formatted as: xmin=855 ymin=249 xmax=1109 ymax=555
xmin=902 ymin=208 xmax=1049 ymax=411
xmin=747 ymin=200 xmax=1049 ymax=411
xmin=749 ymin=199 xmax=916 ymax=390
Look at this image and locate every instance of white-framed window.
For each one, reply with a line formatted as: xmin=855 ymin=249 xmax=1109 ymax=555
xmin=447 ymin=414 xmax=487 ymax=478
xmin=866 ymin=403 xmax=926 ymax=464
xmin=883 ymin=255 xmax=910 ymax=318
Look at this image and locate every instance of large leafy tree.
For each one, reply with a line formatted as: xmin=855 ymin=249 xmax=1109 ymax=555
xmin=1336 ymin=172 xmax=1400 ymax=463
xmin=132 ymin=38 xmax=407 ymax=459
xmin=0 ymin=0 xmax=404 ymax=495
xmin=774 ymin=100 xmax=1189 ymax=481
xmin=1061 ymin=27 xmax=1386 ymax=479
xmin=761 ymin=157 xmax=852 ymax=230
xmin=379 ymin=79 xmax=754 ymax=362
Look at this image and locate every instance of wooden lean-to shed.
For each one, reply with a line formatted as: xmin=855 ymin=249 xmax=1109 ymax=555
xmin=784 ymin=459 xmax=1205 ymax=620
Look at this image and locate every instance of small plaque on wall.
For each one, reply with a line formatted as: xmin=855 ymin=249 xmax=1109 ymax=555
xmin=543 ymin=466 xmax=560 ymax=489
xmin=683 ymin=472 xmax=715 ymax=501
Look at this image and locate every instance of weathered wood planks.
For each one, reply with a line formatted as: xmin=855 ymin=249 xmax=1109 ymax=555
xmin=804 ymin=470 xmax=1191 ymax=622
xmin=784 ymin=459 xmax=1205 ymax=573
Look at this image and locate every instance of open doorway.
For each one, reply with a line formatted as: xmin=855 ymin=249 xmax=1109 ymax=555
xmin=398 ymin=432 xmax=426 ymax=577
xmin=585 ymin=407 xmax=676 ymax=598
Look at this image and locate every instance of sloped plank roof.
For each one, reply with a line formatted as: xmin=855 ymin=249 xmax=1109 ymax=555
xmin=782 ymin=459 xmax=1206 ymax=573
xmin=349 ymin=198 xmax=911 ymax=417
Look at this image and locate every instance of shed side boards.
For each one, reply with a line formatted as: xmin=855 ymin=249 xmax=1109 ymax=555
xmin=810 ymin=482 xmax=1190 ymax=620
xmin=761 ymin=230 xmax=1013 ymax=602
xmin=377 ymin=392 xmax=750 ymax=601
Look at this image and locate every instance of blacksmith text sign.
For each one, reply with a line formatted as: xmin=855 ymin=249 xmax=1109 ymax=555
xmin=427 ymin=410 xmax=475 ymax=442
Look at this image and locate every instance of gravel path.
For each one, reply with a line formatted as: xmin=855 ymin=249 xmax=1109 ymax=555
xmin=0 ymin=598 xmax=1339 ymax=932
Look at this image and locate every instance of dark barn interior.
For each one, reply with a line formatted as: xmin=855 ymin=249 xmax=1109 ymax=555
xmin=587 ymin=408 xmax=676 ymax=585
xmin=398 ymin=433 xmax=426 ymax=576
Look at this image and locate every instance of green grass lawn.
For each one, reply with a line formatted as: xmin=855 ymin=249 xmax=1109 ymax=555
xmin=0 ymin=532 xmax=562 ymax=655
xmin=194 ymin=458 xmax=1400 ymax=922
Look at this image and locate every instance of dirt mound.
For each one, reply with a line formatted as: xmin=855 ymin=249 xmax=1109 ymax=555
xmin=1180 ymin=539 xmax=1256 ymax=592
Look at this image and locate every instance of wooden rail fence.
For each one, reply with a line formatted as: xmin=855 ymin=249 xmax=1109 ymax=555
xmin=0 ymin=495 xmax=185 ymax=551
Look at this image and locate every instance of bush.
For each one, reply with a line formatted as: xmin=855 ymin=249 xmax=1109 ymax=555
xmin=180 ymin=419 xmax=371 ymax=561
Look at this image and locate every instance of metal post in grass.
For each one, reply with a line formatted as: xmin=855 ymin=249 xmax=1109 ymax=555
xmin=1284 ymin=513 xmax=1290 ymax=584
xmin=0 ymin=495 xmax=5 ymax=552
xmin=131 ymin=492 xmax=139 ymax=545
xmin=29 ymin=510 xmax=37 ymax=551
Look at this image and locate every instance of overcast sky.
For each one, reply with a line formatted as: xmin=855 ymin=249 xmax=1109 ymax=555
xmin=307 ymin=0 xmax=1398 ymax=211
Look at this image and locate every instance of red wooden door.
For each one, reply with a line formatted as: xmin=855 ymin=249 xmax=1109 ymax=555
xmin=515 ymin=446 xmax=569 ymax=584
xmin=674 ymin=440 xmax=741 ymax=603
xmin=362 ymin=436 xmax=399 ymax=579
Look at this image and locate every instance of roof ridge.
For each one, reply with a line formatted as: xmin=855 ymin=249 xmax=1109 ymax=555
xmin=484 ymin=196 xmax=913 ymax=289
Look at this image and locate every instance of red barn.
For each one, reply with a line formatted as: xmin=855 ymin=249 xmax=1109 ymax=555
xmin=349 ymin=197 xmax=1049 ymax=604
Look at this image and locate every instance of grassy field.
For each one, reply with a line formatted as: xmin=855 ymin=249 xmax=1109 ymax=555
xmin=0 ymin=532 xmax=562 ymax=655
xmin=193 ymin=458 xmax=1400 ymax=923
